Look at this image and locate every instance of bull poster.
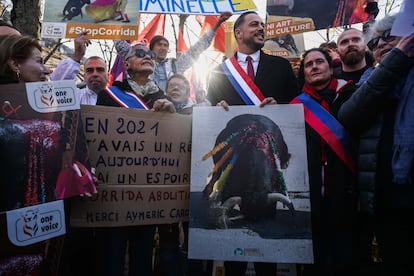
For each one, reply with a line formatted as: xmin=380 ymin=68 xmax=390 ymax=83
xmin=69 ymin=105 xmax=192 ymax=227
xmin=41 ymin=0 xmax=140 ymax=40
xmin=263 ymin=32 xmax=305 ymax=59
xmin=0 ymin=81 xmax=96 ymax=213
xmin=188 ymin=105 xmax=313 ymax=263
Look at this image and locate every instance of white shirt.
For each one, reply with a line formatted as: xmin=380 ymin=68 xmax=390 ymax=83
xmin=50 ymin=58 xmax=98 ymax=105
xmin=236 ymin=50 xmax=260 ymax=77
xmin=51 ymin=58 xmax=80 ymax=81
xmin=78 ymin=87 xmax=98 ymax=105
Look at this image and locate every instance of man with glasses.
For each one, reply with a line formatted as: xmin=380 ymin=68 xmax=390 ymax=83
xmin=339 ymin=14 xmax=414 ymax=275
xmin=165 ymin=73 xmax=195 ymax=112
xmin=95 ymin=43 xmax=175 ymax=276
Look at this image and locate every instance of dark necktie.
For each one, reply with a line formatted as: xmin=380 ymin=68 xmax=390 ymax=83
xmin=246 ymin=56 xmax=254 ymax=80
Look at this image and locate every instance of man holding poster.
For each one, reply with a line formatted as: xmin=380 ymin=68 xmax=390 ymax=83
xmin=206 ymin=10 xmax=299 ymax=276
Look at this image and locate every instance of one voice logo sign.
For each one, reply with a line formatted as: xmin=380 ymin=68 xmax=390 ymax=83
xmin=6 ymin=200 xmax=66 ymax=246
xmin=26 ymin=80 xmax=80 ymax=113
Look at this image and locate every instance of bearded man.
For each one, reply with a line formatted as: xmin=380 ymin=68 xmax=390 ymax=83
xmin=336 ymin=28 xmax=373 ymax=84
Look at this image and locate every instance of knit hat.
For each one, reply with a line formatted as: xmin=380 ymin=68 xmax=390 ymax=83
xmin=149 ymin=35 xmax=169 ymax=50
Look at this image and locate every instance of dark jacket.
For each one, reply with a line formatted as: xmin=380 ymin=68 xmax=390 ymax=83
xmin=207 ymin=51 xmax=299 ymax=105
xmin=297 ymin=80 xmax=358 ymax=229
xmin=96 ymin=79 xmax=168 ymax=108
xmin=338 ymin=48 xmax=414 ymax=216
xmin=291 ymin=79 xmax=358 ymax=268
xmin=336 ymin=65 xmax=372 ymax=85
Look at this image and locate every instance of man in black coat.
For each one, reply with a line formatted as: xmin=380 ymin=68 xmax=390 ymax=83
xmin=206 ymin=10 xmax=299 ymax=276
xmin=207 ymin=11 xmax=299 ymax=108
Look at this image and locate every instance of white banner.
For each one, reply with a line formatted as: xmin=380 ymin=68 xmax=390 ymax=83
xmin=5 ymin=200 xmax=66 ymax=247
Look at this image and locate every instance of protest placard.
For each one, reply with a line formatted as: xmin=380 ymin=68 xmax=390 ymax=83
xmin=41 ymin=0 xmax=139 ymax=40
xmin=188 ymin=105 xmax=313 ymax=264
xmin=0 ymin=81 xmax=96 ymax=212
xmin=0 ymin=80 xmax=93 ymax=263
xmin=69 ymin=105 xmax=192 ymax=227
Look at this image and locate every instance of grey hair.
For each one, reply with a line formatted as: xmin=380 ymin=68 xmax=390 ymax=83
xmin=365 ymin=14 xmax=397 ymax=43
xmin=125 ymin=43 xmax=147 ymax=60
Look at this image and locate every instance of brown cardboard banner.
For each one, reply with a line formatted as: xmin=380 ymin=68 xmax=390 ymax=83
xmin=70 ymin=105 xmax=192 ymax=227
xmin=70 ymin=185 xmax=189 ymax=227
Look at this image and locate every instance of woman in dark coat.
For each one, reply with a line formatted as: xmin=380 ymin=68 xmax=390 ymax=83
xmin=291 ymin=48 xmax=358 ymax=276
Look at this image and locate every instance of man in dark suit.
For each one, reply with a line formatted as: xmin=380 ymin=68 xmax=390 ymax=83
xmin=207 ymin=11 xmax=299 ymax=108
xmin=206 ymin=10 xmax=300 ymax=276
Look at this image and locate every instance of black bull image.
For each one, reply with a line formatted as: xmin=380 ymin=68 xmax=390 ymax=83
xmin=62 ymin=0 xmax=91 ymax=21
xmin=202 ymin=114 xmax=294 ymax=229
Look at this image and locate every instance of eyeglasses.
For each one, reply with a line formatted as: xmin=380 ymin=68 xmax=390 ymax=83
xmin=131 ymin=49 xmax=156 ymax=59
xmin=367 ymin=29 xmax=395 ymax=51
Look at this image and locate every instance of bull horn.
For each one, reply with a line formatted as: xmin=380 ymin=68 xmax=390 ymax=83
xmin=221 ymin=196 xmax=242 ymax=209
xmin=267 ymin=193 xmax=295 ymax=211
xmin=220 ymin=196 xmax=242 ymax=229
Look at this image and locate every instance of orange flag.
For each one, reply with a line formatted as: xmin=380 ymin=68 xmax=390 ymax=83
xmin=134 ymin=14 xmax=166 ymax=46
xmin=177 ymin=28 xmax=188 ymax=53
xmin=197 ymin=15 xmax=225 ymax=53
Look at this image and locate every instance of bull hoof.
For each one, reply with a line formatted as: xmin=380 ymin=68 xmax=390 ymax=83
xmin=207 ymin=203 xmax=244 ymax=229
xmin=208 ymin=204 xmax=229 ymax=229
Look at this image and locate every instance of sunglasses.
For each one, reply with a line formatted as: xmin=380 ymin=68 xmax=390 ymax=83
xmin=132 ymin=49 xmax=156 ymax=59
xmin=367 ymin=29 xmax=395 ymax=51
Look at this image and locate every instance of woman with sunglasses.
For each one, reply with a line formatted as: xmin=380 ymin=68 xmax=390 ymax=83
xmin=95 ymin=43 xmax=175 ymax=276
xmin=338 ymin=14 xmax=414 ymax=275
xmin=97 ymin=43 xmax=175 ymax=112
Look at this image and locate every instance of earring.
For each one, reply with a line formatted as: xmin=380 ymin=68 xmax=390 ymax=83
xmin=16 ymin=70 xmax=20 ymax=80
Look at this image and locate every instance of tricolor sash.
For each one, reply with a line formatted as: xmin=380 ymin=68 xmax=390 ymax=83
xmin=221 ymin=56 xmax=265 ymax=106
xmin=291 ymin=93 xmax=356 ymax=172
xmin=104 ymin=86 xmax=150 ymax=109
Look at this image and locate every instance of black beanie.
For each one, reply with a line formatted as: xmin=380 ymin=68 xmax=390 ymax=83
xmin=149 ymin=35 xmax=169 ymax=50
